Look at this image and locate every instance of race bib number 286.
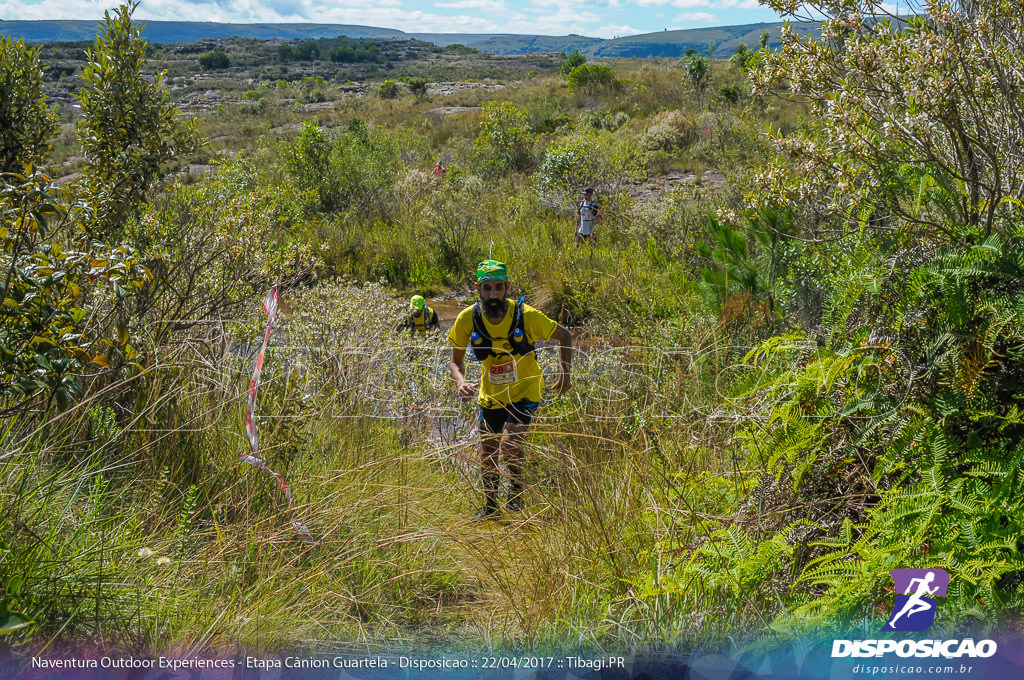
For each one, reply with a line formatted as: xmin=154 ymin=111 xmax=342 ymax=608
xmin=489 ymin=360 xmax=518 ymax=385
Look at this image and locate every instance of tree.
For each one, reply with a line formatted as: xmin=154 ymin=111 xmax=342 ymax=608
xmin=75 ymin=1 xmax=198 ymax=238
xmin=1 ymin=172 xmax=149 ymax=415
xmin=0 ymin=38 xmax=58 ymax=173
xmin=293 ymin=39 xmax=320 ymax=61
xmin=198 ymin=47 xmax=230 ymax=70
xmin=683 ymin=51 xmax=711 ymax=111
xmin=751 ymin=1 xmax=1024 ymax=241
xmin=407 ymin=76 xmax=428 ymax=102
xmin=560 ymin=50 xmax=587 ymax=75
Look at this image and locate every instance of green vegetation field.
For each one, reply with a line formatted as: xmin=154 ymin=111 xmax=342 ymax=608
xmin=2 ymin=0 xmax=1023 ymax=660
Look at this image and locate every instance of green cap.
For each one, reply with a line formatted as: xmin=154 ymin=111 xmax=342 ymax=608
xmin=410 ymin=294 xmax=425 ymax=310
xmin=476 ymin=260 xmax=508 ymax=283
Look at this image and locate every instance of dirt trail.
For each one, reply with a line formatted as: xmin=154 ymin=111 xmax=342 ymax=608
xmin=387 ymin=294 xmax=581 ymax=643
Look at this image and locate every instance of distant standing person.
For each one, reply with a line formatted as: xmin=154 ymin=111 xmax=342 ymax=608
xmin=575 ymin=186 xmax=599 ymax=244
xmin=433 ymin=160 xmax=446 ymax=181
xmin=448 ymin=260 xmax=573 ymax=520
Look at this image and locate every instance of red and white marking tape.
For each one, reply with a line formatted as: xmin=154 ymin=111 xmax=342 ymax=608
xmin=242 ymin=286 xmax=314 ymax=543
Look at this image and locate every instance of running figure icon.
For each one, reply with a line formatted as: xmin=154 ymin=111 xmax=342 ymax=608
xmin=882 ymin=568 xmax=949 ymax=632
xmin=887 ymin=572 xmax=938 ymax=628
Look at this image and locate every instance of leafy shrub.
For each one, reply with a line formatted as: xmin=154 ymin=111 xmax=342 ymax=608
xmin=0 ymin=37 xmax=59 ymax=173
xmin=641 ymin=109 xmax=697 ymax=151
xmin=473 ymin=101 xmax=536 ymax=175
xmin=293 ymin=39 xmax=320 ymax=61
xmin=76 ymin=1 xmax=199 ymax=238
xmin=282 ymin=119 xmax=402 ymax=218
xmin=683 ymin=52 xmax=711 ymax=110
xmin=538 ymin=136 xmax=600 ymax=204
xmin=302 ymin=88 xmax=326 ymax=103
xmin=537 ymin=129 xmax=645 ymax=207
xmin=128 ymin=158 xmax=321 ymax=345
xmin=719 ymin=83 xmax=741 ymax=104
xmin=377 ymin=79 xmax=400 ymax=99
xmin=566 ymin=64 xmax=620 ymax=93
xmin=578 ymin=108 xmax=629 ymax=132
xmin=406 ymin=76 xmax=428 ymax=101
xmin=560 ymin=49 xmax=586 ymax=75
xmin=198 ymin=48 xmax=229 ymax=70
xmin=1 ymin=172 xmax=148 ymax=414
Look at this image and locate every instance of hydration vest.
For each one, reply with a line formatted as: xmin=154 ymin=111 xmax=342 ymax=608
xmin=470 ymin=299 xmax=535 ymax=361
xmin=578 ymin=199 xmax=599 ymax=222
xmin=407 ymin=306 xmax=437 ymax=331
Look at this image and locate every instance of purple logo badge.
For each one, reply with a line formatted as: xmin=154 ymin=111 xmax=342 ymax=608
xmin=882 ymin=568 xmax=949 ymax=632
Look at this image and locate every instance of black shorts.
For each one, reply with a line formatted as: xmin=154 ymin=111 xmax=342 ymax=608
xmin=478 ymin=400 xmax=538 ymax=434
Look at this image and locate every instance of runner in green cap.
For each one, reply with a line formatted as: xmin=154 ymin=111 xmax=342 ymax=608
xmin=448 ymin=260 xmax=573 ymax=520
xmin=403 ymin=294 xmax=440 ymax=336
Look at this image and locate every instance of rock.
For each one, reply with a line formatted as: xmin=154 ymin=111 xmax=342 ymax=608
xmin=424 ymin=106 xmax=482 ymax=122
xmin=701 ymin=169 xmax=727 ymax=187
xmin=304 ymin=101 xmax=334 ymax=111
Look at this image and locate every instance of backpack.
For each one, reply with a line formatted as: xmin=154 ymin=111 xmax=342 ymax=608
xmin=407 ymin=306 xmax=437 ymax=330
xmin=469 ymin=299 xmax=535 ymax=361
xmin=578 ymin=199 xmax=598 ymax=221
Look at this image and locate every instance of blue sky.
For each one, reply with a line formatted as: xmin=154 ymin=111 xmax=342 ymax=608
xmin=2 ymin=0 xmax=785 ymax=38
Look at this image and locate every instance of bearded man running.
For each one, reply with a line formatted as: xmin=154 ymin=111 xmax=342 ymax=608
xmin=448 ymin=260 xmax=572 ymax=520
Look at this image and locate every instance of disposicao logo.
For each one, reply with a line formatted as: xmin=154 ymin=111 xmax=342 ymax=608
xmin=883 ymin=568 xmax=949 ymax=632
xmin=831 ymin=568 xmax=998 ymax=659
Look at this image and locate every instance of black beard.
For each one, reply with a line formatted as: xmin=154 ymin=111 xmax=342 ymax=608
xmin=483 ymin=298 xmax=506 ymax=316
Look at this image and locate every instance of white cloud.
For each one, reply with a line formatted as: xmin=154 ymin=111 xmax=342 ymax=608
xmin=632 ymin=0 xmax=711 ymax=6
xmin=527 ymin=0 xmax=624 ymax=8
xmin=671 ymin=10 xmax=716 ymax=22
xmin=528 ymin=0 xmax=587 ymax=8
xmin=594 ymin=23 xmax=644 ymax=38
xmin=434 ymin=0 xmax=507 ymax=10
xmin=0 ymin=0 xmax=779 ymax=35
xmin=0 ymin=0 xmax=108 ymax=20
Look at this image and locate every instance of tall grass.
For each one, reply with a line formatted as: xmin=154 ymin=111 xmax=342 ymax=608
xmin=7 ymin=47 xmax=846 ymax=658
xmin=2 ymin=270 xmax=769 ymax=655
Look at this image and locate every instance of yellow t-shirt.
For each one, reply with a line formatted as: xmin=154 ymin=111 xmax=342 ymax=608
xmin=407 ymin=306 xmax=436 ymax=333
xmin=447 ymin=300 xmax=557 ymax=408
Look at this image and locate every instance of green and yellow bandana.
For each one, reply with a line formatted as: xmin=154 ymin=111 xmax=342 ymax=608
xmin=476 ymin=260 xmax=508 ymax=283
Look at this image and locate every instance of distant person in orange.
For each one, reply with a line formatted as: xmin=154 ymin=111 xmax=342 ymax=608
xmin=433 ymin=160 xmax=446 ymax=181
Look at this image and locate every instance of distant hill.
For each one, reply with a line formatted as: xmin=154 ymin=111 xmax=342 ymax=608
xmin=455 ymin=34 xmax=604 ymax=54
xmin=0 ymin=20 xmax=406 ymax=44
xmin=586 ymin=22 xmax=820 ymax=58
xmin=0 ymin=19 xmax=817 ymax=57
